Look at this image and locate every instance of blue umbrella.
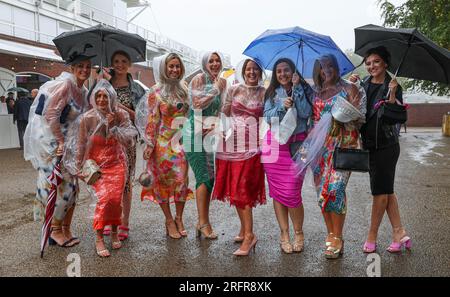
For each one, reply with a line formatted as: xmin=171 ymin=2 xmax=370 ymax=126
xmin=243 ymin=26 xmax=355 ymax=78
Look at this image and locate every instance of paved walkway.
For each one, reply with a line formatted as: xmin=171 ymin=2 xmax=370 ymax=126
xmin=0 ymin=128 xmax=449 ymax=276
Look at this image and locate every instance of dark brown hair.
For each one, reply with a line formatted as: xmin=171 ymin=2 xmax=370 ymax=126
xmin=364 ymin=46 xmax=391 ymax=66
xmin=111 ymin=50 xmax=131 ymax=65
xmin=264 ymin=58 xmax=307 ymax=102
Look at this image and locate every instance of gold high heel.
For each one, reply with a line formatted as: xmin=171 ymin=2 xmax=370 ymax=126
xmin=166 ymin=220 xmax=182 ymax=239
xmin=280 ymin=239 xmax=293 ymax=254
xmin=111 ymin=231 xmax=122 ymax=250
xmin=292 ymin=231 xmax=304 ymax=253
xmin=325 ymin=232 xmax=334 ymax=247
xmin=196 ymin=223 xmax=218 ymax=239
xmin=95 ymin=238 xmax=110 ymax=258
xmin=325 ymin=237 xmax=344 ymax=259
xmin=175 ymin=215 xmax=187 ymax=237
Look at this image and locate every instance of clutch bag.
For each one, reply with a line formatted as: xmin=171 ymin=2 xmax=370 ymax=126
xmin=82 ymin=159 xmax=102 ymax=185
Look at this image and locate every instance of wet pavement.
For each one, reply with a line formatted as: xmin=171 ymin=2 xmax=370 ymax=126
xmin=0 ymin=128 xmax=449 ymax=277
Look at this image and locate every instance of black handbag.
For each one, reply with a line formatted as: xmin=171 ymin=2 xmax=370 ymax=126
xmin=333 ymin=147 xmax=369 ymax=172
xmin=377 ymin=101 xmax=407 ymax=125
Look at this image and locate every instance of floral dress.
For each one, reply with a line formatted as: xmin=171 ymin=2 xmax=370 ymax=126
xmin=141 ymin=87 xmax=194 ymax=204
xmin=312 ymin=90 xmax=360 ymax=214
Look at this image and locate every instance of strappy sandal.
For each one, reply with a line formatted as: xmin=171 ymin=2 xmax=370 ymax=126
xmin=293 ymin=231 xmax=304 ymax=253
xmin=166 ymin=220 xmax=182 ymax=239
xmin=325 ymin=237 xmax=344 ymax=259
xmin=62 ymin=224 xmax=80 ymax=247
xmin=325 ymin=232 xmax=334 ymax=247
xmin=196 ymin=223 xmax=218 ymax=240
xmin=48 ymin=226 xmax=73 ymax=247
xmin=103 ymin=226 xmax=111 ymax=236
xmin=96 ymin=238 xmax=110 ymax=258
xmin=280 ymin=239 xmax=293 ymax=254
xmin=111 ymin=231 xmax=122 ymax=250
xmin=118 ymin=226 xmax=129 ymax=241
xmin=175 ymin=216 xmax=187 ymax=237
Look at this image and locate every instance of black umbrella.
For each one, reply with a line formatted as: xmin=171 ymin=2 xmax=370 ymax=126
xmin=53 ymin=24 xmax=147 ymax=67
xmin=354 ymin=24 xmax=450 ymax=84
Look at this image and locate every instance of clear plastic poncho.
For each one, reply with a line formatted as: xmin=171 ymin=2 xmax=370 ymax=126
xmin=24 ymin=71 xmax=89 ymax=170
xmin=135 ymin=53 xmax=190 ymax=188
xmin=293 ymin=54 xmax=367 ymax=176
xmin=135 ymin=53 xmax=188 ymax=148
xmin=64 ymin=79 xmax=138 ymax=176
xmin=216 ymin=58 xmax=266 ymax=161
xmin=63 ymin=79 xmax=138 ymax=229
xmin=189 ymin=51 xmax=227 ymax=110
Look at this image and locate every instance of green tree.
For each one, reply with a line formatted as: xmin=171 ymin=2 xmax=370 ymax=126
xmin=378 ymin=0 xmax=450 ymax=96
xmin=344 ymin=49 xmax=368 ymax=79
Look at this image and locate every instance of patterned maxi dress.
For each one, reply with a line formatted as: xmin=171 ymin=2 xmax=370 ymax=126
xmin=312 ymin=90 xmax=361 ymax=214
xmin=25 ymin=73 xmax=88 ymax=221
xmin=141 ymin=87 xmax=194 ymax=204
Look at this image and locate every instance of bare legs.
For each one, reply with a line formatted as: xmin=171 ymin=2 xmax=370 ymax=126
xmin=273 ymin=200 xmax=304 ymax=253
xmin=62 ymin=205 xmax=80 ymax=245
xmin=322 ymin=211 xmax=346 ymax=257
xmin=157 ymin=200 xmax=187 ymax=239
xmin=120 ymin=190 xmax=132 ymax=234
xmin=235 ymin=206 xmax=255 ymax=251
xmin=195 ymin=184 xmax=216 ymax=238
xmin=95 ymin=225 xmax=120 ymax=257
xmin=367 ymin=193 xmax=406 ymax=244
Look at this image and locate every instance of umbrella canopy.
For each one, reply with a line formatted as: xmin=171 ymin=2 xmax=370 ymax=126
xmin=243 ymin=26 xmax=355 ymax=78
xmin=53 ymin=24 xmax=147 ymax=67
xmin=354 ymin=24 xmax=450 ymax=84
xmin=40 ymin=158 xmax=63 ymax=258
xmin=7 ymin=87 xmax=29 ymax=93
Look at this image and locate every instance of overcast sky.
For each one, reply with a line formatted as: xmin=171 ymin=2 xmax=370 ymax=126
xmin=132 ymin=0 xmax=407 ymax=65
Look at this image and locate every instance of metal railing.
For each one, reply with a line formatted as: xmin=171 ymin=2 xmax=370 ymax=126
xmin=37 ymin=0 xmax=201 ymax=63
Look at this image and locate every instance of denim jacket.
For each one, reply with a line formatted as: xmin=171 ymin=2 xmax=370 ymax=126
xmin=263 ymin=83 xmax=313 ymax=134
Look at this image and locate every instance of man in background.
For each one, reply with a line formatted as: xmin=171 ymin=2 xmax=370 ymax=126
xmin=30 ymin=89 xmax=39 ymax=101
xmin=13 ymin=91 xmax=32 ymax=150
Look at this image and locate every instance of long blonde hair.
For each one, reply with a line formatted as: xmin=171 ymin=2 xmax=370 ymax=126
xmin=158 ymin=53 xmax=188 ymax=102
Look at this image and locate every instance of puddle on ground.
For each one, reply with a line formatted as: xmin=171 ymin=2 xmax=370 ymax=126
xmin=408 ymin=134 xmax=446 ymax=165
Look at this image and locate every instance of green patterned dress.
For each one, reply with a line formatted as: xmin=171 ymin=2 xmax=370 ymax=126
xmin=183 ymin=73 xmax=222 ymax=193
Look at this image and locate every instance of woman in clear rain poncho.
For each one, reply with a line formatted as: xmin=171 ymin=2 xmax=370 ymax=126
xmin=212 ymin=58 xmax=266 ymax=256
xmin=295 ymin=54 xmax=366 ymax=259
xmin=97 ymin=50 xmax=146 ymax=241
xmin=182 ymin=51 xmax=227 ymax=239
xmin=66 ymin=79 xmax=137 ymax=257
xmin=261 ymin=58 xmax=314 ymax=254
xmin=137 ymin=53 xmax=193 ymax=239
xmin=24 ymin=53 xmax=94 ymax=248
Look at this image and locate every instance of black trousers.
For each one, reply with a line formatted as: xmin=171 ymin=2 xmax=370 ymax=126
xmin=17 ymin=120 xmax=28 ymax=149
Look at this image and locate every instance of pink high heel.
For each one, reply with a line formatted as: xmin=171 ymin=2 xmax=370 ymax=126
xmin=387 ymin=236 xmax=412 ymax=253
xmin=363 ymin=241 xmax=377 ymax=253
xmin=234 ymin=235 xmax=244 ymax=243
xmin=233 ymin=237 xmax=257 ymax=256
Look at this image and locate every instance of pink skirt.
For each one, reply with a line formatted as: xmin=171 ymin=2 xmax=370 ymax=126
xmin=261 ymin=130 xmax=307 ymax=208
